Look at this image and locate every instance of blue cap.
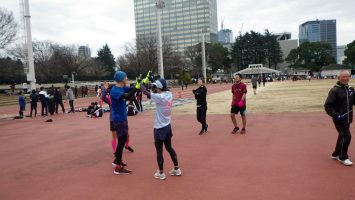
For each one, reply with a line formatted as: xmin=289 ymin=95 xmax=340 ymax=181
xmin=114 ymin=71 xmax=127 ymax=82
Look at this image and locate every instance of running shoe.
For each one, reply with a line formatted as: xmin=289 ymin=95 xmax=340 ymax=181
xmin=169 ymin=168 xmax=182 ymax=176
xmin=331 ymin=156 xmax=339 ymax=160
xmin=154 ymin=170 xmax=166 ymax=180
xmin=204 ymin=124 xmax=209 ymax=133
xmin=114 ymin=166 xmax=132 ymax=175
xmin=199 ymin=129 xmax=204 ymax=135
xmin=240 ymin=128 xmax=246 ymax=134
xmin=125 ymin=146 xmax=134 ymax=152
xmin=112 ymin=159 xmax=127 ymax=167
xmin=231 ymin=127 xmax=239 ymax=134
xmin=339 ymin=159 xmax=353 ymax=166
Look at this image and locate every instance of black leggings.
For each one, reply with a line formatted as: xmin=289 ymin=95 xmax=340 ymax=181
xmin=155 ymin=137 xmax=178 ymax=171
xmin=333 ymin=122 xmax=352 ymax=160
xmin=30 ymin=103 xmax=37 ymax=116
xmin=197 ymin=106 xmax=207 ymax=129
xmin=115 ymin=134 xmax=128 ymax=166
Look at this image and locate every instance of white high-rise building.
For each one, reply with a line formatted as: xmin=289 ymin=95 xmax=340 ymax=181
xmin=134 ymin=0 xmax=218 ymax=52
xmin=78 ymin=45 xmax=91 ymax=58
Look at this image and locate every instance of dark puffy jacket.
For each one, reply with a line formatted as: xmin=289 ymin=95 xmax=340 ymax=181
xmin=193 ymin=85 xmax=207 ymax=106
xmin=30 ymin=93 xmax=38 ymax=104
xmin=54 ymin=91 xmax=63 ymax=102
xmin=324 ymin=81 xmax=355 ymax=124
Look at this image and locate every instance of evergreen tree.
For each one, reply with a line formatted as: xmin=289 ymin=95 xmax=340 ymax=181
xmin=344 ymin=40 xmax=355 ymax=66
xmin=96 ymin=44 xmax=116 ymax=77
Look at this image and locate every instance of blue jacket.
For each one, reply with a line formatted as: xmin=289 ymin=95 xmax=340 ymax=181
xmin=110 ymin=86 xmax=131 ymax=123
xmin=19 ymin=96 xmax=26 ymax=109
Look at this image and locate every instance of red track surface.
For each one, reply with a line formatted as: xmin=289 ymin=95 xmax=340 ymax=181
xmin=0 ymin=83 xmax=354 ymax=200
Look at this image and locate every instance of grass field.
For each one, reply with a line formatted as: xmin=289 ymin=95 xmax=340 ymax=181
xmin=174 ymin=79 xmax=355 ymax=115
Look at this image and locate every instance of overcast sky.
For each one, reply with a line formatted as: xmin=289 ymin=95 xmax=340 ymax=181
xmin=1 ymin=0 xmax=354 ymax=57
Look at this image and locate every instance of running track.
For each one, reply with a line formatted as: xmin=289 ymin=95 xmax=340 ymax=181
xmin=0 ymin=83 xmax=354 ymax=200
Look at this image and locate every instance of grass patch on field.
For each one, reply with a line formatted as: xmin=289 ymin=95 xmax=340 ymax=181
xmin=174 ymin=79 xmax=355 ymax=115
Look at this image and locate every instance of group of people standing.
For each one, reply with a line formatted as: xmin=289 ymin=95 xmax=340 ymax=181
xmin=18 ymin=85 xmax=75 ymax=118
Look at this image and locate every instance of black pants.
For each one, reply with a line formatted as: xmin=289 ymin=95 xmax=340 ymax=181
xmin=197 ymin=105 xmax=207 ymax=129
xmin=30 ymin=103 xmax=37 ymax=116
xmin=333 ymin=122 xmax=352 ymax=160
xmin=41 ymin=102 xmax=48 ymax=116
xmin=155 ymin=137 xmax=178 ymax=171
xmin=69 ymin=100 xmax=74 ymax=112
xmin=19 ymin=109 xmax=23 ymax=117
xmin=55 ymin=101 xmax=65 ymax=113
xmin=115 ymin=134 xmax=128 ymax=166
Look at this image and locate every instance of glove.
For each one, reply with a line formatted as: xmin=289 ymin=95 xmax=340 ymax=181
xmin=238 ymin=100 xmax=244 ymax=108
xmin=142 ymin=77 xmax=149 ymax=84
xmin=142 ymin=70 xmax=152 ymax=84
xmin=135 ymin=78 xmax=141 ymax=90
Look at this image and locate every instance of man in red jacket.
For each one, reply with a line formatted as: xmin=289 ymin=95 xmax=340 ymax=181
xmin=230 ymin=74 xmax=247 ymax=134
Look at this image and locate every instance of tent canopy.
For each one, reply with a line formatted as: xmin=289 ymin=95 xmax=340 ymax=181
xmin=234 ymin=66 xmax=281 ymax=76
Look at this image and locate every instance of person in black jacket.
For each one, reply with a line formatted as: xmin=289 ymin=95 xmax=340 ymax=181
xmin=324 ymin=70 xmax=354 ymax=166
xmin=54 ymin=88 xmax=65 ymax=114
xmin=29 ymin=89 xmax=38 ymax=117
xmin=192 ymin=79 xmax=208 ymax=135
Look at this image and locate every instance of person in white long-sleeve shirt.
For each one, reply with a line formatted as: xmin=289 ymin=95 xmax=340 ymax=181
xmin=141 ymin=78 xmax=182 ymax=180
xmin=39 ymin=87 xmax=48 ymax=116
xmin=65 ymin=85 xmax=75 ymax=113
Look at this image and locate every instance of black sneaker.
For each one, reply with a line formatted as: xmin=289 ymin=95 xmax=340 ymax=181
xmin=112 ymin=159 xmax=127 ymax=167
xmin=125 ymin=146 xmax=134 ymax=152
xmin=231 ymin=127 xmax=239 ymax=134
xmin=114 ymin=166 xmax=132 ymax=175
xmin=204 ymin=124 xmax=208 ymax=132
xmin=240 ymin=128 xmax=246 ymax=134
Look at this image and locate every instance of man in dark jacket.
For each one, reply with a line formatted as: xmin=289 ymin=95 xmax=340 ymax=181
xmin=192 ymin=79 xmax=208 ymax=135
xmin=29 ymin=89 xmax=38 ymax=117
xmin=54 ymin=88 xmax=65 ymax=114
xmin=324 ymin=70 xmax=354 ymax=166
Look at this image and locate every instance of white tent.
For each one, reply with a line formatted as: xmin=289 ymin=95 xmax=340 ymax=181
xmin=234 ymin=65 xmax=281 ymax=76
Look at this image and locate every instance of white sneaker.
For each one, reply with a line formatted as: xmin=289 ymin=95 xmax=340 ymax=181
xmin=331 ymin=156 xmax=339 ymax=160
xmin=340 ymin=159 xmax=353 ymax=166
xmin=169 ymin=168 xmax=182 ymax=176
xmin=154 ymin=170 xmax=166 ymax=180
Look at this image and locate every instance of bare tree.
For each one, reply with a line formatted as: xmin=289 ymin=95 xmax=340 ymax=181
xmin=0 ymin=7 xmax=18 ymax=49
xmin=118 ymin=36 xmax=184 ymax=79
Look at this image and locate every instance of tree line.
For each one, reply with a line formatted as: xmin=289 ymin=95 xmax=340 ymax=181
xmin=1 ymin=6 xmax=354 ymax=84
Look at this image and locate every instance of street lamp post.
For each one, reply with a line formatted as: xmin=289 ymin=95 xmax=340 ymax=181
xmin=155 ymin=0 xmax=165 ymax=79
xmin=23 ymin=0 xmax=36 ymax=90
xmin=71 ymin=72 xmax=76 ymax=88
xmin=201 ymin=33 xmax=207 ymax=84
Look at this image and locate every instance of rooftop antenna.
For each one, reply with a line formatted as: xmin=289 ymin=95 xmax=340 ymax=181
xmin=239 ymin=23 xmax=244 ymax=36
xmin=221 ymin=18 xmax=224 ymax=30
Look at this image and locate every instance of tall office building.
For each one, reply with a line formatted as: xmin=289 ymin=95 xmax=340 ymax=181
xmin=299 ymin=19 xmax=337 ymax=60
xmin=275 ymin=32 xmax=298 ymax=72
xmin=218 ymin=29 xmax=233 ymax=44
xmin=78 ymin=45 xmax=91 ymax=58
xmin=134 ymin=0 xmax=218 ymax=52
xmin=337 ymin=45 xmax=346 ymax=64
